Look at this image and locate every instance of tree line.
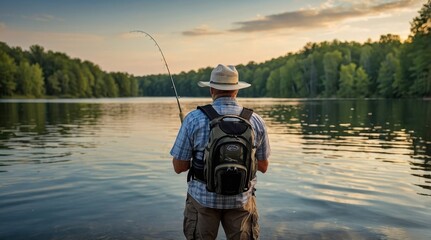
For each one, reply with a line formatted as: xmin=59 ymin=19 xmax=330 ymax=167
xmin=139 ymin=1 xmax=430 ymax=98
xmin=1 ymin=1 xmax=430 ymax=98
xmin=0 ymin=44 xmax=139 ymax=98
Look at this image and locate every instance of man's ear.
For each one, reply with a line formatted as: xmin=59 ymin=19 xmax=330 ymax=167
xmin=210 ymin=88 xmax=215 ymax=99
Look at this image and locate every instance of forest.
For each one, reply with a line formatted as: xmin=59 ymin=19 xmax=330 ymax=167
xmin=0 ymin=43 xmax=138 ymax=98
xmin=0 ymin=1 xmax=430 ymax=98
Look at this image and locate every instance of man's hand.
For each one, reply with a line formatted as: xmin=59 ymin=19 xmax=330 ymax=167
xmin=172 ymin=158 xmax=190 ymax=174
xmin=258 ymin=159 xmax=269 ymax=173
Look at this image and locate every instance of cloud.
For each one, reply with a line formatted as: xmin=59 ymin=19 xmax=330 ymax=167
xmin=181 ymin=25 xmax=223 ymax=36
xmin=23 ymin=14 xmax=63 ymax=22
xmin=230 ymin=0 xmax=421 ymax=33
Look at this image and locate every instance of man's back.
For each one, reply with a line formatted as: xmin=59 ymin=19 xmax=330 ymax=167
xmin=172 ymin=97 xmax=269 ymax=209
xmin=170 ymin=64 xmax=270 ymax=239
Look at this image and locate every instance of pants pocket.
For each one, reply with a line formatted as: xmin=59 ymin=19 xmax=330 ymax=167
xmin=240 ymin=196 xmax=260 ymax=240
xmin=251 ymin=206 xmax=260 ymax=240
xmin=183 ymin=195 xmax=199 ymax=240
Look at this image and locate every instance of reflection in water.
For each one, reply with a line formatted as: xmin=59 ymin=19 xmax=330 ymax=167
xmin=0 ymin=102 xmax=102 ymax=166
xmin=0 ymin=98 xmax=430 ymax=239
xmin=259 ymin=99 xmax=430 ymax=195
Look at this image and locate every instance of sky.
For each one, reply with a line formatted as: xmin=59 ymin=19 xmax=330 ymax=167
xmin=0 ymin=0 xmax=426 ymax=76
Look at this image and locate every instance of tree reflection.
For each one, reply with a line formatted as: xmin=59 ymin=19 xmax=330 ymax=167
xmin=262 ymin=99 xmax=431 ymax=193
xmin=0 ymin=102 xmax=102 ymax=165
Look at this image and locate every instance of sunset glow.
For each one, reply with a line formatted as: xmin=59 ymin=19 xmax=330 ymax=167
xmin=0 ymin=0 xmax=425 ymax=76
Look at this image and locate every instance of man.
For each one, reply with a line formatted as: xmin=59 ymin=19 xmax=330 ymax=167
xmin=170 ymin=64 xmax=270 ymax=240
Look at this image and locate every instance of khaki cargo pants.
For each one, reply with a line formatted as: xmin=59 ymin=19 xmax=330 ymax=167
xmin=183 ymin=194 xmax=259 ymax=240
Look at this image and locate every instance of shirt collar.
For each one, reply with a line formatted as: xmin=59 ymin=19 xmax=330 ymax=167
xmin=212 ymin=97 xmax=239 ymax=106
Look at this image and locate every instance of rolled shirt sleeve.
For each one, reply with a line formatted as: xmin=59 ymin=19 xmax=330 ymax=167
xmin=170 ymin=116 xmax=193 ymax=161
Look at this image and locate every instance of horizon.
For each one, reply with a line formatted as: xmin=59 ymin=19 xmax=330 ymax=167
xmin=0 ymin=0 xmax=425 ymax=76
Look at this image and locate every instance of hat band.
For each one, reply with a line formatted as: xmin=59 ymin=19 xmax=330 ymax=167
xmin=210 ymin=81 xmax=238 ymax=85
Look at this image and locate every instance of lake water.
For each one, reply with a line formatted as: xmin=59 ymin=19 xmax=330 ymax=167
xmin=0 ymin=98 xmax=430 ymax=240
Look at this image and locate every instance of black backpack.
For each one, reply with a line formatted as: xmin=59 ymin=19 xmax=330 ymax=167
xmin=192 ymin=104 xmax=257 ymax=195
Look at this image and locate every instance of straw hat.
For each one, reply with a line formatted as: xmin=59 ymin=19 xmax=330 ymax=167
xmin=198 ymin=64 xmax=251 ymax=90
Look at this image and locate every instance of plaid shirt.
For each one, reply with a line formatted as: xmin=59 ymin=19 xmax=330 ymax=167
xmin=170 ymin=97 xmax=270 ymax=209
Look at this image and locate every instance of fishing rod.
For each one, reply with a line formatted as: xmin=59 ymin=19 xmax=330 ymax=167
xmin=131 ymin=30 xmax=184 ymax=123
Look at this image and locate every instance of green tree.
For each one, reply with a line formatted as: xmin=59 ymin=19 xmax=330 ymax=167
xmin=0 ymin=51 xmax=17 ymax=96
xmin=103 ymin=74 xmax=119 ymax=97
xmin=397 ymin=43 xmax=412 ymax=97
xmin=16 ymin=62 xmax=44 ymax=97
xmin=323 ymin=50 xmax=343 ymax=97
xmin=29 ymin=45 xmax=45 ymax=66
xmin=46 ymin=71 xmax=62 ymax=95
xmin=252 ymin=67 xmax=269 ymax=97
xmin=111 ymin=72 xmax=131 ymax=97
xmin=338 ymin=63 xmax=369 ymax=98
xmin=355 ymin=66 xmax=369 ymax=98
xmin=410 ymin=0 xmax=431 ymax=36
xmin=70 ymin=62 xmax=88 ymax=97
xmin=130 ymin=77 xmax=139 ymax=97
xmin=367 ymin=34 xmax=402 ymax=96
xmin=16 ymin=61 xmax=33 ymax=96
xmin=359 ymin=45 xmax=372 ymax=77
xmin=407 ymin=0 xmax=431 ymax=96
xmin=301 ymin=54 xmax=318 ymax=97
xmin=279 ymin=63 xmax=290 ymax=97
xmin=377 ymin=53 xmax=401 ymax=97
xmin=338 ymin=63 xmax=356 ymax=97
xmin=31 ymin=63 xmax=45 ymax=97
xmin=86 ymin=63 xmax=105 ymax=97
xmin=81 ymin=63 xmax=95 ymax=97
xmin=279 ymin=57 xmax=303 ymax=97
xmin=266 ymin=68 xmax=281 ymax=97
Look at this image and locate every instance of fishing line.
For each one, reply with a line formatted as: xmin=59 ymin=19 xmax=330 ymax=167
xmin=130 ymin=30 xmax=184 ymax=123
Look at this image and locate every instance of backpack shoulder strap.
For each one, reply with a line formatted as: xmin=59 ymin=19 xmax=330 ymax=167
xmin=197 ymin=104 xmax=220 ymax=120
xmin=239 ymin=107 xmax=253 ymax=120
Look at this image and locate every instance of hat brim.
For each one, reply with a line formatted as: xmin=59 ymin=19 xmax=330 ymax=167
xmin=198 ymin=81 xmax=251 ymax=90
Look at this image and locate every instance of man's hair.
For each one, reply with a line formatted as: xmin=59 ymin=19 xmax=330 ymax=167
xmin=211 ymin=88 xmax=238 ymax=98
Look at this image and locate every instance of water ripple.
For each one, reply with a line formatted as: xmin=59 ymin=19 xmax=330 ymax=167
xmin=1 ymin=99 xmax=430 ymax=239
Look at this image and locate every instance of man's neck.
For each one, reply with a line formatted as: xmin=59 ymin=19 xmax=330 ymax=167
xmin=213 ymin=95 xmax=236 ymax=99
